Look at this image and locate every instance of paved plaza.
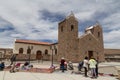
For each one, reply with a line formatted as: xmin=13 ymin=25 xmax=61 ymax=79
xmin=0 ymin=61 xmax=119 ymax=80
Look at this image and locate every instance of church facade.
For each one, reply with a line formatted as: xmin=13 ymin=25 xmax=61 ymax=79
xmin=12 ymin=13 xmax=120 ymax=62
xmin=13 ymin=13 xmax=105 ymax=62
xmin=58 ymin=13 xmax=104 ymax=62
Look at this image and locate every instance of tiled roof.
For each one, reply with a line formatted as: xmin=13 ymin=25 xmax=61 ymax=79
xmin=0 ymin=48 xmax=13 ymax=50
xmin=15 ymin=39 xmax=52 ymax=45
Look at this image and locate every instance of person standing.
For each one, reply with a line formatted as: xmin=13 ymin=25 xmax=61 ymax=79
xmin=88 ymin=57 xmax=97 ymax=78
xmin=95 ymin=59 xmax=99 ymax=77
xmin=60 ymin=57 xmax=65 ymax=72
xmin=10 ymin=54 xmax=17 ymax=66
xmin=83 ymin=56 xmax=89 ymax=77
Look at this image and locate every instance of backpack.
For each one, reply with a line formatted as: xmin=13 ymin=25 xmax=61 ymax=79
xmin=79 ymin=61 xmax=83 ymax=67
xmin=78 ymin=61 xmax=84 ymax=71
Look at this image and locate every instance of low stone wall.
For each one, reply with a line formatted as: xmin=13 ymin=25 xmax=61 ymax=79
xmin=29 ymin=68 xmax=55 ymax=73
xmin=43 ymin=55 xmax=50 ymax=61
xmin=16 ymin=54 xmax=36 ymax=61
xmin=16 ymin=54 xmax=51 ymax=61
xmin=5 ymin=54 xmax=57 ymax=61
xmin=4 ymin=67 xmax=55 ymax=73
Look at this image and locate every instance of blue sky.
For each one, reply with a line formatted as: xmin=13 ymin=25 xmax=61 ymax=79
xmin=0 ymin=0 xmax=120 ymax=49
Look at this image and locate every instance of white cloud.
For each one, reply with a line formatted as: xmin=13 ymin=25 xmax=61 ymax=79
xmin=104 ymin=29 xmax=120 ymax=49
xmin=0 ymin=0 xmax=120 ymax=49
xmin=104 ymin=30 xmax=120 ymax=42
xmin=102 ymin=12 xmax=120 ymax=30
xmin=76 ymin=11 xmax=95 ymax=22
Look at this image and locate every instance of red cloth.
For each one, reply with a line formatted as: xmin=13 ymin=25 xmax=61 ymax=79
xmin=16 ymin=63 xmax=21 ymax=67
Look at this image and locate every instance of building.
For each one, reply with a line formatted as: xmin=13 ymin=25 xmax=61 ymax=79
xmin=58 ymin=13 xmax=104 ymax=62
xmin=0 ymin=48 xmax=13 ymax=60
xmin=13 ymin=39 xmax=58 ymax=61
xmin=104 ymin=49 xmax=120 ymax=62
xmin=13 ymin=13 xmax=120 ymax=62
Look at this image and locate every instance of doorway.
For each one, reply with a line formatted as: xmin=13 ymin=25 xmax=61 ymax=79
xmin=88 ymin=51 xmax=93 ymax=59
xmin=36 ymin=50 xmax=42 ymax=60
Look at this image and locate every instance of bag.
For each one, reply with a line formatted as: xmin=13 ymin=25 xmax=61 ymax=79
xmin=78 ymin=61 xmax=83 ymax=71
xmin=79 ymin=61 xmax=83 ymax=67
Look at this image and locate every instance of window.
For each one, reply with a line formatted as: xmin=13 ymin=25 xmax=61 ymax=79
xmin=98 ymin=32 xmax=100 ymax=37
xmin=71 ymin=25 xmax=74 ymax=31
xmin=27 ymin=47 xmax=31 ymax=54
xmin=91 ymin=28 xmax=94 ymax=33
xmin=55 ymin=49 xmax=57 ymax=55
xmin=45 ymin=49 xmax=48 ymax=55
xmin=61 ymin=26 xmax=63 ymax=32
xmin=19 ymin=48 xmax=23 ymax=54
xmin=89 ymin=38 xmax=91 ymax=40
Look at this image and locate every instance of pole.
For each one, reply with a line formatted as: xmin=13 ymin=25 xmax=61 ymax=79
xmin=29 ymin=53 xmax=30 ymax=63
xmin=28 ymin=46 xmax=32 ymax=64
xmin=51 ymin=49 xmax=53 ymax=67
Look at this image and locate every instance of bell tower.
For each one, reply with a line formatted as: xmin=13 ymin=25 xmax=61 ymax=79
xmin=58 ymin=12 xmax=78 ymax=61
xmin=85 ymin=23 xmax=104 ymax=61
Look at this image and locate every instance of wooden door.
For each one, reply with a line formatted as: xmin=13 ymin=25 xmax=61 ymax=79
xmin=88 ymin=51 xmax=93 ymax=59
xmin=36 ymin=51 xmax=42 ymax=60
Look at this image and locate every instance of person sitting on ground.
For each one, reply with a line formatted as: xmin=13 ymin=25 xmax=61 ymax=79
xmin=9 ymin=62 xmax=21 ymax=72
xmin=68 ymin=61 xmax=74 ymax=70
xmin=21 ymin=61 xmax=33 ymax=70
xmin=15 ymin=63 xmax=21 ymax=71
xmin=24 ymin=61 xmax=29 ymax=66
xmin=0 ymin=62 xmax=5 ymax=71
xmin=21 ymin=61 xmax=29 ymax=70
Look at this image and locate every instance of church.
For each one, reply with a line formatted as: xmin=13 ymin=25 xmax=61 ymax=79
xmin=57 ymin=13 xmax=104 ymax=62
xmin=12 ymin=13 xmax=120 ymax=62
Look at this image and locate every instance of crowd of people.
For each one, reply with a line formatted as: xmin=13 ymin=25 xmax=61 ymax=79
xmin=83 ymin=56 xmax=98 ymax=78
xmin=0 ymin=54 xmax=33 ymax=73
xmin=9 ymin=61 xmax=33 ymax=73
xmin=0 ymin=54 xmax=99 ymax=79
xmin=59 ymin=56 xmax=98 ymax=79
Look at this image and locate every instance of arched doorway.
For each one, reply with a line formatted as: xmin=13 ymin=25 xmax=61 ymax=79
xmin=44 ymin=49 xmax=48 ymax=55
xmin=19 ymin=48 xmax=23 ymax=54
xmin=36 ymin=50 xmax=42 ymax=60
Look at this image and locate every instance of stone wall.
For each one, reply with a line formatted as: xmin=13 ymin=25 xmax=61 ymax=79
xmin=16 ymin=54 xmax=36 ymax=61
xmin=104 ymin=49 xmax=120 ymax=62
xmin=58 ymin=13 xmax=105 ymax=62
xmin=58 ymin=14 xmax=78 ymax=62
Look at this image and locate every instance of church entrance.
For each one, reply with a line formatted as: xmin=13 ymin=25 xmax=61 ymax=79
xmin=36 ymin=50 xmax=42 ymax=60
xmin=88 ymin=51 xmax=93 ymax=59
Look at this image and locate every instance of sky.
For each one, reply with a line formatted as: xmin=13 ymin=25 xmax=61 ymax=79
xmin=0 ymin=0 xmax=120 ymax=49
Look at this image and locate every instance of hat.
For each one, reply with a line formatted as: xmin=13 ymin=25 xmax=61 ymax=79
xmin=61 ymin=57 xmax=64 ymax=59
